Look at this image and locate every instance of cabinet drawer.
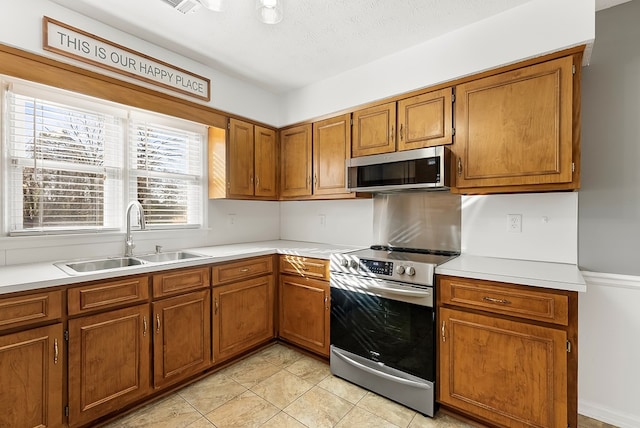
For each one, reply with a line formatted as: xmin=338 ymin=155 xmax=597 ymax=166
xmin=439 ymin=276 xmax=569 ymax=326
xmin=212 ymin=256 xmax=273 ymax=285
xmin=68 ymin=276 xmax=149 ymax=316
xmin=279 ymin=255 xmax=329 ymax=281
xmin=153 ymin=266 xmax=210 ymax=298
xmin=0 ymin=290 xmax=62 ymax=330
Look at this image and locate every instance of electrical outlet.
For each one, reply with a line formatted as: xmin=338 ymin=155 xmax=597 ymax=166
xmin=319 ymin=214 xmax=326 ymax=227
xmin=507 ymin=214 xmax=522 ymax=233
xmin=228 ymin=214 xmax=236 ymax=225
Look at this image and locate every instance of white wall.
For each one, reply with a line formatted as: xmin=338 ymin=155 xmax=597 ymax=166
xmin=279 ymin=199 xmax=373 ymax=247
xmin=280 ymin=0 xmax=595 ymax=126
xmin=207 ymin=199 xmax=280 ymax=245
xmin=462 ymin=192 xmax=578 ymax=264
xmin=579 ymin=272 xmax=640 ymax=428
xmin=0 ymin=0 xmax=280 ymax=125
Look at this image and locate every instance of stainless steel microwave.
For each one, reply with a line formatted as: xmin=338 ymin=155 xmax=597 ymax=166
xmin=346 ymin=146 xmax=451 ymax=192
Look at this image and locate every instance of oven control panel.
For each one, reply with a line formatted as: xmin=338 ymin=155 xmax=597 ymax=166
xmin=360 ymin=259 xmax=393 ymax=276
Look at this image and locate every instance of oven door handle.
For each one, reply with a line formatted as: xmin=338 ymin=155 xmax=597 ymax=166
xmin=332 ymin=348 xmax=431 ymax=390
xmin=366 ymin=282 xmax=432 ymax=298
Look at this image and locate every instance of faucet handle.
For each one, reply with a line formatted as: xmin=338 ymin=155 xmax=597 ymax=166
xmin=155 ymin=245 xmax=163 ymax=254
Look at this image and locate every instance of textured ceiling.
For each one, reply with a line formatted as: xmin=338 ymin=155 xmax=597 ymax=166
xmin=49 ymin=0 xmax=629 ymax=94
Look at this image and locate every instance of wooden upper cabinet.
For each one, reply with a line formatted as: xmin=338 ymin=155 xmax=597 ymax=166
xmin=397 ymin=88 xmax=453 ymax=151
xmin=228 ymin=118 xmax=255 ymax=197
xmin=209 ymin=119 xmax=277 ymax=200
xmin=453 ymin=55 xmax=575 ymax=191
xmin=280 ymin=124 xmax=312 ymax=198
xmin=313 ymin=114 xmax=351 ymax=196
xmin=352 ymin=102 xmax=396 ymax=157
xmin=254 ymin=125 xmax=278 ymax=197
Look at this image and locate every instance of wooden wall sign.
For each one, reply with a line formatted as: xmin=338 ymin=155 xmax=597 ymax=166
xmin=43 ymin=16 xmax=211 ymax=101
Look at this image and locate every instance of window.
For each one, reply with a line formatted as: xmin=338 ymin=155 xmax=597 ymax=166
xmin=1 ymin=78 xmax=205 ymax=235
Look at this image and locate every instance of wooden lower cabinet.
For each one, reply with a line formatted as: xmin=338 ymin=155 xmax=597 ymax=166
xmin=278 ymin=274 xmax=330 ymax=356
xmin=213 ymin=275 xmax=274 ymax=362
xmin=152 ymin=289 xmax=211 ymax=388
xmin=0 ymin=323 xmax=63 ymax=428
xmin=68 ymin=304 xmax=150 ymax=427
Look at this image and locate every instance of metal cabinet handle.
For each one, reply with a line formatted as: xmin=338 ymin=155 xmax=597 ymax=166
xmin=256 ymin=177 xmax=259 ymax=186
xmin=399 ymin=124 xmax=404 ymax=141
xmin=143 ymin=316 xmax=147 ymax=337
xmin=314 ymin=174 xmax=318 ymax=187
xmin=240 ymin=268 xmax=250 ymax=273
xmin=324 ymin=295 xmax=329 ymax=310
xmin=54 ymin=338 xmax=59 ymax=364
xmin=441 ymin=321 xmax=446 ymax=342
xmin=482 ymin=296 xmax=512 ymax=305
xmin=457 ymin=158 xmax=462 ymax=176
xmin=390 ymin=125 xmax=395 ymax=142
xmin=250 ymin=175 xmax=254 ymax=184
xmin=156 ymin=314 xmax=161 ymax=334
xmin=215 ymin=298 xmax=219 ymax=315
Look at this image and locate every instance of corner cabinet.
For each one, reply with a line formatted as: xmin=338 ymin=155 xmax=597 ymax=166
xmin=212 ymin=256 xmax=275 ymax=363
xmin=281 ymin=117 xmax=354 ymax=199
xmin=278 ymin=256 xmax=331 ymax=356
xmin=437 ymin=275 xmax=578 ymax=428
xmin=452 ymin=55 xmax=580 ymax=193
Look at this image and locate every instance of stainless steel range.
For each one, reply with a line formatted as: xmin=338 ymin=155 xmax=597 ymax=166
xmin=329 ymin=192 xmax=461 ymax=417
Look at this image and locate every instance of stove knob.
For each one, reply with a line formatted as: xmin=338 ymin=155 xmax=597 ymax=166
xmin=405 ymin=266 xmax=416 ymax=276
xmin=340 ymin=259 xmax=349 ymax=268
xmin=396 ymin=266 xmax=405 ymax=275
xmin=349 ymin=260 xmax=359 ymax=270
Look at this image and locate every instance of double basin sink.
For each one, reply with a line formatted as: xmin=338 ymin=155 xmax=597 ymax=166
xmin=55 ymin=251 xmax=206 ymax=275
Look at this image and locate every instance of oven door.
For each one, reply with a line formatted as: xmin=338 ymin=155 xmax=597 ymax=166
xmin=329 ymin=272 xmax=435 ymax=382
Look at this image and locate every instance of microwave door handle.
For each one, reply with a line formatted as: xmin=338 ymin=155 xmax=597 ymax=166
xmin=367 ymin=282 xmax=432 ymax=298
xmin=332 ymin=347 xmax=431 ymax=390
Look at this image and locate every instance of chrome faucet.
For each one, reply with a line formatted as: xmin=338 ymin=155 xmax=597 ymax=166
xmin=125 ymin=200 xmax=146 ymax=257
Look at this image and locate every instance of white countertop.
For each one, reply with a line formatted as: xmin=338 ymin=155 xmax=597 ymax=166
xmin=0 ymin=240 xmax=363 ymax=295
xmin=436 ymin=253 xmax=586 ymax=292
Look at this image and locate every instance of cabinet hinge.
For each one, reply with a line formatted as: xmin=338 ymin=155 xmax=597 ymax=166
xmin=572 ymin=64 xmax=576 ymax=75
xmin=64 ymin=330 xmax=69 ymax=341
xmin=227 ymin=121 xmax=231 ymax=130
xmin=451 ymin=93 xmax=455 ymax=103
xmin=350 ymin=118 xmax=353 ymax=126
xmin=572 ymin=162 xmax=575 ymax=173
xmin=452 ymin=127 xmax=456 ymax=137
xmin=566 ymin=340 xmax=572 ymax=353
xmin=65 ymin=406 xmax=69 ymax=417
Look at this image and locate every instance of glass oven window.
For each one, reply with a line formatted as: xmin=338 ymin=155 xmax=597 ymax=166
xmin=330 ymin=287 xmax=435 ymax=381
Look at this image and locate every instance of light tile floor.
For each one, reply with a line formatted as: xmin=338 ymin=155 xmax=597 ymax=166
xmin=102 ymin=343 xmax=617 ymax=428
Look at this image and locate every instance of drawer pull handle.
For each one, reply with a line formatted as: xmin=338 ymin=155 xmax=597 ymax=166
xmin=143 ymin=316 xmax=147 ymax=337
xmin=240 ymin=268 xmax=250 ymax=273
xmin=483 ymin=296 xmax=511 ymax=305
xmin=156 ymin=314 xmax=161 ymax=334
xmin=54 ymin=338 xmax=59 ymax=364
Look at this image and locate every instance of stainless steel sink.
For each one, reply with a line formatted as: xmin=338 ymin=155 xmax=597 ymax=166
xmin=135 ymin=251 xmax=204 ymax=263
xmin=55 ymin=257 xmax=146 ymax=275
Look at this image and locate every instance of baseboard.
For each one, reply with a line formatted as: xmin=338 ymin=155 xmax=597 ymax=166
xmin=579 ymin=399 xmax=640 ymax=428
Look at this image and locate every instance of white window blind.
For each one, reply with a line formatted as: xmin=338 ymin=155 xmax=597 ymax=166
xmin=5 ymin=84 xmax=124 ymax=234
xmin=129 ymin=114 xmax=204 ymax=228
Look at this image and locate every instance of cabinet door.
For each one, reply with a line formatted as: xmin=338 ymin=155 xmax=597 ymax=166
xmin=228 ymin=118 xmax=255 ymax=197
xmin=68 ymin=305 xmax=150 ymax=427
xmin=152 ymin=289 xmax=211 ymax=388
xmin=279 ymin=274 xmax=330 ymax=356
xmin=280 ymin=124 xmax=312 ymax=197
xmin=439 ymin=308 xmax=567 ymax=428
xmin=254 ymin=125 xmax=278 ymax=198
xmin=397 ymin=88 xmax=452 ymax=151
xmin=0 ymin=324 xmax=63 ymax=428
xmin=213 ymin=275 xmax=274 ymax=362
xmin=352 ymin=102 xmax=396 ymax=157
xmin=313 ymin=114 xmax=351 ymax=196
xmin=453 ymin=56 xmax=574 ymax=190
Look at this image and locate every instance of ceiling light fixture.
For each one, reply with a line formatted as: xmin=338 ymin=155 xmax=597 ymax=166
xmin=197 ymin=0 xmax=225 ymax=12
xmin=256 ymin=0 xmax=283 ymax=24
